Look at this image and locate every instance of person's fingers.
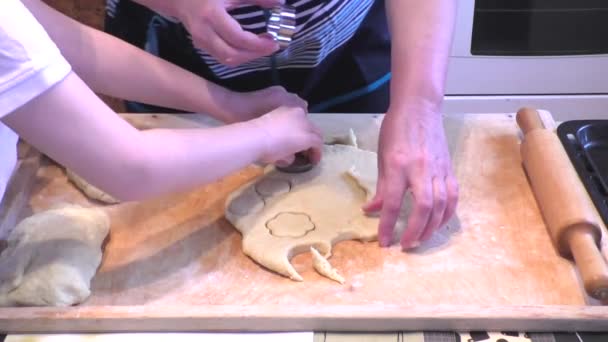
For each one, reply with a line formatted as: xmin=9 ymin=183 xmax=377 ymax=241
xmin=310 ymin=131 xmax=324 ymax=149
xmin=378 ymin=172 xmax=407 ymax=247
xmin=241 ymin=0 xmax=285 ymax=8
xmin=192 ymin=24 xmax=268 ymax=67
xmin=362 ymin=192 xmax=383 ymax=213
xmin=419 ymin=176 xmax=447 ymax=242
xmin=440 ymin=174 xmax=459 ymax=227
xmin=211 ymin=10 xmax=278 ymax=54
xmin=298 ymin=128 xmax=323 ymax=162
xmin=362 ymin=164 xmax=386 ymax=213
xmin=400 ymin=179 xmax=433 ymax=250
xmin=307 ymin=145 xmax=322 ymax=165
xmin=259 ymin=87 xmax=307 ymax=111
xmin=295 ymin=96 xmax=308 ymax=110
xmin=275 ymin=155 xmax=295 ymax=167
xmin=308 ymin=122 xmax=322 ymax=138
xmin=268 ymin=88 xmax=307 ymax=110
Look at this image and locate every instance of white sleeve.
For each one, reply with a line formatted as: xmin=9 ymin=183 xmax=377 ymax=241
xmin=0 ymin=0 xmax=72 ymax=118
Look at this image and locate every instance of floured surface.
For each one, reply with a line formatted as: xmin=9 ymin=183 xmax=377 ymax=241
xmin=0 ymin=113 xmax=603 ymax=331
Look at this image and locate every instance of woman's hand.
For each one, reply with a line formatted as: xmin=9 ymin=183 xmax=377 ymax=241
xmin=174 ymin=0 xmax=283 ymax=67
xmin=363 ymin=102 xmax=459 ymax=249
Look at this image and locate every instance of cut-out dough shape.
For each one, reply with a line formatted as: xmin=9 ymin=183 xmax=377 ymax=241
xmin=227 ymin=187 xmax=265 ymax=216
xmin=310 ymin=246 xmax=344 ymax=284
xmin=0 ymin=204 xmax=110 ymax=306
xmin=66 ymin=169 xmax=120 ymax=204
xmin=255 ymin=178 xmax=291 ymax=198
xmin=266 ymin=212 xmax=315 ymax=238
xmin=226 ymin=144 xmax=391 ymax=282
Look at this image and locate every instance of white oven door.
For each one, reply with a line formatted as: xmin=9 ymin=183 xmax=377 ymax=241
xmin=444 ymin=0 xmax=608 ymax=118
xmin=447 ymin=0 xmax=608 ymax=95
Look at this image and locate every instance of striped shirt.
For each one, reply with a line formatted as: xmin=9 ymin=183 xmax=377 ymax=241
xmin=106 ymin=0 xmax=374 ymax=79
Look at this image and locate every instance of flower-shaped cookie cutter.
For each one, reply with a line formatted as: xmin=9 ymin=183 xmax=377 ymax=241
xmin=266 ymin=5 xmax=296 ymax=49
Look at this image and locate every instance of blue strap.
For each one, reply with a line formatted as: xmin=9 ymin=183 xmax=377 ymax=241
xmin=127 ymin=15 xmax=169 ymax=112
xmin=309 ymin=72 xmax=392 ymax=112
xmin=144 ymin=15 xmax=169 ymax=56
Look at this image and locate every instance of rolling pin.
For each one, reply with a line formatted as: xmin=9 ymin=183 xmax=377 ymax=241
xmin=517 ymin=107 xmax=608 ymax=301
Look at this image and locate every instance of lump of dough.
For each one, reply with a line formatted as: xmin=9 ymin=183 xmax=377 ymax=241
xmin=310 ymin=246 xmax=344 ymax=284
xmin=66 ymin=169 xmax=120 ymax=204
xmin=0 ymin=204 xmax=110 ymax=307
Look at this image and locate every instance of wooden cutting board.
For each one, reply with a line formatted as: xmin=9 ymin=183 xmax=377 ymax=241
xmin=0 ymin=112 xmax=607 ymax=333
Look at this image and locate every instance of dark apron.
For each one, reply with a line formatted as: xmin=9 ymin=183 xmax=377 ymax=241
xmin=104 ymin=0 xmax=391 ymax=113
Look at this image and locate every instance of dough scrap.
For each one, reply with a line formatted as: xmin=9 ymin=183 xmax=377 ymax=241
xmin=0 ymin=205 xmax=110 ymax=307
xmin=226 ymin=143 xmax=412 ymax=282
xmin=325 ymin=128 xmax=358 ymax=148
xmin=310 ymin=246 xmax=344 ymax=284
xmin=66 ymin=169 xmax=120 ymax=204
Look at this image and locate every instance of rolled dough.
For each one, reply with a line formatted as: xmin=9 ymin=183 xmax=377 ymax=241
xmin=225 ymin=143 xmax=410 ymax=282
xmin=0 ymin=204 xmax=110 ymax=306
xmin=66 ymin=169 xmax=120 ymax=204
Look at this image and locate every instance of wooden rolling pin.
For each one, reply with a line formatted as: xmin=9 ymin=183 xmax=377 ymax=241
xmin=517 ymin=107 xmax=608 ymax=301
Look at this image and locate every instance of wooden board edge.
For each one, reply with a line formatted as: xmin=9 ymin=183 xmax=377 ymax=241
xmin=0 ymin=305 xmax=606 ymax=333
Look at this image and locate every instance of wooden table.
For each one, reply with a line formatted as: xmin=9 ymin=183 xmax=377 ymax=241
xmin=0 ymin=112 xmax=607 ymax=335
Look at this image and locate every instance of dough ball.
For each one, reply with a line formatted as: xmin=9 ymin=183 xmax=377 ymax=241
xmin=0 ymin=205 xmax=110 ymax=307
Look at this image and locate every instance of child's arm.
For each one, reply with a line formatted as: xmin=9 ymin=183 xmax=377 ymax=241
xmin=2 ymin=71 xmax=322 ymax=202
xmin=21 ymin=0 xmax=304 ymax=123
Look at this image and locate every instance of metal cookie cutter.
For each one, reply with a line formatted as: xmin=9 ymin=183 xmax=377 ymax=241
xmin=266 ymin=5 xmax=296 ymax=49
xmin=276 ymin=152 xmax=314 ymax=173
xmin=265 ymin=5 xmax=312 ymax=174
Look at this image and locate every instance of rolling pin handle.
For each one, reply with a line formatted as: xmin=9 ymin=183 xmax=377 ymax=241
xmin=565 ymin=224 xmax=608 ymax=301
xmin=516 ymin=107 xmax=546 ymax=134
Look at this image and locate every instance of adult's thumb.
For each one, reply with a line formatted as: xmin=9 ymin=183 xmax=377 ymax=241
xmin=362 ymin=193 xmax=383 ymax=213
xmin=275 ymin=155 xmax=295 ymax=168
xmin=247 ymin=0 xmax=285 ymax=9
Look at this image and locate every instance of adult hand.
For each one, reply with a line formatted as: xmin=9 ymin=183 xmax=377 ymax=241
xmin=363 ymin=103 xmax=459 ymax=249
xmin=175 ymin=0 xmax=284 ymax=67
xmin=221 ymin=86 xmax=307 ymax=124
xmin=252 ymin=106 xmax=323 ymax=166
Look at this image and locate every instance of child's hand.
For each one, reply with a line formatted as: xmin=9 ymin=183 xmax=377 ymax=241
xmin=221 ymin=86 xmax=307 ymax=124
xmin=252 ymin=106 xmax=323 ymax=166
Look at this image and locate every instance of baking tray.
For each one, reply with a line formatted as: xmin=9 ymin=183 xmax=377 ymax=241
xmin=557 ymin=120 xmax=608 ymax=227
